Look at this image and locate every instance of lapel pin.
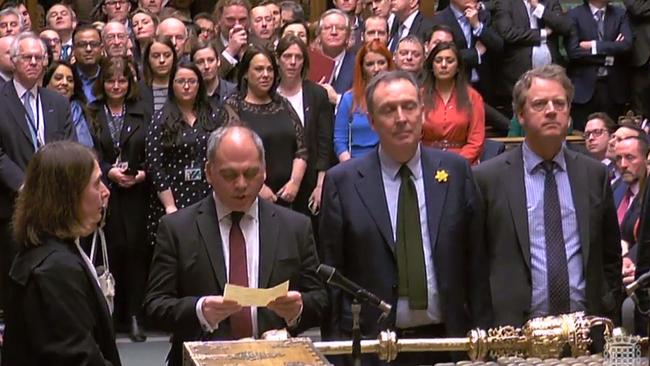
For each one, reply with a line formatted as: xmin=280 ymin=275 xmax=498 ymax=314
xmin=435 ymin=169 xmax=449 ymax=183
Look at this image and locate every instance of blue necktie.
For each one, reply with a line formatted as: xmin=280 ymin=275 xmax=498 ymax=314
xmin=22 ymin=91 xmax=39 ymax=150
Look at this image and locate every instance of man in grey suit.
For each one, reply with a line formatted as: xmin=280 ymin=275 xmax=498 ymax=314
xmin=0 ymin=31 xmax=75 ymax=309
xmin=474 ymin=65 xmax=623 ymax=329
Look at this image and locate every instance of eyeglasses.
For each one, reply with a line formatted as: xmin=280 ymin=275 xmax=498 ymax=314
xmin=104 ymin=0 xmax=128 ymax=7
xmin=529 ymin=98 xmax=568 ymax=112
xmin=323 ymin=24 xmax=347 ymax=33
xmin=105 ymin=33 xmax=128 ymax=41
xmin=17 ymin=54 xmax=46 ymax=63
xmin=199 ymin=27 xmax=215 ymax=35
xmin=43 ymin=37 xmax=61 ymax=45
xmin=583 ymin=128 xmax=608 ymax=139
xmin=75 ymin=41 xmax=102 ymax=49
xmin=174 ymin=78 xmax=198 ymax=86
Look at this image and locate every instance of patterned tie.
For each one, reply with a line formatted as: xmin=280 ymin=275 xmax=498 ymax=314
xmin=61 ymin=44 xmax=71 ymax=61
xmin=596 ymin=9 xmax=605 ymax=41
xmin=22 ymin=91 xmax=39 ymax=150
xmin=228 ymin=211 xmax=253 ymax=338
xmin=396 ymin=165 xmax=427 ymax=309
xmin=389 ymin=23 xmax=406 ymax=53
xmin=541 ymin=161 xmax=570 ymax=315
xmin=617 ymin=188 xmax=632 ymax=225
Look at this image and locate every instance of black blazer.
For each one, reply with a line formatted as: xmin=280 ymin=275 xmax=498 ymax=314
xmin=294 ymin=80 xmax=334 ymax=214
xmin=331 ymin=50 xmax=356 ymax=95
xmin=625 ymin=0 xmax=650 ymax=67
xmin=319 ymin=147 xmax=493 ymax=341
xmin=407 ymin=11 xmax=436 ymax=43
xmin=89 ymin=98 xmax=150 ymax=245
xmin=0 ymin=81 xmax=75 ymax=219
xmin=473 ymin=146 xmax=623 ymax=327
xmin=567 ymin=4 xmax=633 ymax=105
xmin=1 ymin=237 xmax=121 ymax=366
xmin=144 ymin=196 xmax=326 ymax=366
xmin=493 ymin=0 xmax=572 ymax=95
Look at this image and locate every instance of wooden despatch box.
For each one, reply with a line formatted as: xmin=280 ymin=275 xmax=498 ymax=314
xmin=183 ymin=338 xmax=331 ymax=366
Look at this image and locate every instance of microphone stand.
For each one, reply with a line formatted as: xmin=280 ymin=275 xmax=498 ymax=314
xmin=351 ymin=298 xmax=362 ymax=366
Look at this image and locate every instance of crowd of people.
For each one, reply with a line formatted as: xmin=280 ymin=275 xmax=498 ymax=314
xmin=0 ymin=0 xmax=650 ymax=364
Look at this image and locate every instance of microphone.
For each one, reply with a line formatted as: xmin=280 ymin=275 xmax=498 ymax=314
xmin=317 ymin=264 xmax=392 ymax=316
xmin=626 ymin=271 xmax=650 ymax=296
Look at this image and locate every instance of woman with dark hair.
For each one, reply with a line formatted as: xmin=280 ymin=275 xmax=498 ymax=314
xmin=140 ymin=35 xmax=177 ymax=115
xmin=276 ymin=35 xmax=332 ymax=215
xmin=191 ymin=40 xmax=237 ymax=110
xmin=44 ymin=60 xmax=94 ymax=148
xmin=2 ymin=141 xmax=119 ymax=365
xmin=280 ymin=20 xmax=310 ymax=45
xmin=333 ymin=40 xmax=393 ymax=162
xmin=220 ymin=45 xmax=307 ymax=205
xmin=87 ymin=56 xmax=151 ymax=342
xmin=146 ymin=61 xmax=219 ymax=244
xmin=421 ymin=42 xmax=485 ymax=165
xmin=131 ymin=8 xmax=159 ymax=67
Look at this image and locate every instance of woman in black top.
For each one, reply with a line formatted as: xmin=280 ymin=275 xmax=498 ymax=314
xmin=145 ymin=61 xmax=219 ymax=245
xmin=221 ymin=45 xmax=307 ymax=205
xmin=87 ymin=56 xmax=151 ymax=342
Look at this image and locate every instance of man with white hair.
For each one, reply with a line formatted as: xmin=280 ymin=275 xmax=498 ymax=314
xmin=0 ymin=8 xmax=22 ymax=37
xmin=156 ymin=17 xmax=189 ymax=60
xmin=0 ymin=32 xmax=75 ymax=315
xmin=46 ymin=3 xmax=77 ymax=61
xmin=103 ymin=21 xmax=130 ymax=57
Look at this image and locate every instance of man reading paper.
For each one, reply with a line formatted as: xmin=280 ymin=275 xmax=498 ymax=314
xmin=144 ymin=126 xmax=326 ymax=366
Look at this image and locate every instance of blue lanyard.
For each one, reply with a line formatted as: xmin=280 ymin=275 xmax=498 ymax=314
xmin=25 ymin=92 xmax=42 ymax=147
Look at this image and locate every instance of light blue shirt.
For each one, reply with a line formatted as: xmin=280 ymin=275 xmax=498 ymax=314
xmin=70 ymin=100 xmax=94 ymax=148
xmin=522 ymin=142 xmax=586 ymax=317
xmin=378 ymin=145 xmax=442 ymax=328
xmin=449 ymin=5 xmax=483 ymax=82
xmin=76 ymin=66 xmax=100 ymax=104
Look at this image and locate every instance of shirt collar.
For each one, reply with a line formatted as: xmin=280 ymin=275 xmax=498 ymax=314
xmin=77 ymin=65 xmax=100 ymax=81
xmin=589 ymin=3 xmax=605 ymax=15
xmin=402 ymin=10 xmax=419 ymax=30
xmin=13 ymin=78 xmax=37 ymax=99
xmin=522 ymin=141 xmax=567 ymax=174
xmin=449 ymin=4 xmax=465 ymax=20
xmin=212 ymin=192 xmax=259 ymax=223
xmin=378 ymin=144 xmax=422 ymax=181
xmin=630 ymin=181 xmax=641 ymax=196
xmin=333 ymin=50 xmax=346 ymax=63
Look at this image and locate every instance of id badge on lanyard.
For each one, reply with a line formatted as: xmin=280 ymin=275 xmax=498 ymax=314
xmin=184 ymin=163 xmax=202 ymax=182
xmin=26 ymin=93 xmax=42 ymax=149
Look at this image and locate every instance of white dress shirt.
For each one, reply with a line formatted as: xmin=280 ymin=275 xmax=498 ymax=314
xmin=14 ymin=79 xmax=44 ymax=149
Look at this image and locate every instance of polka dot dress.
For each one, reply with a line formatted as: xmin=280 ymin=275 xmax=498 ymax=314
xmin=145 ymin=110 xmax=211 ymax=246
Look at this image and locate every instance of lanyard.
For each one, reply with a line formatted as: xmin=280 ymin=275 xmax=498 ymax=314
xmin=25 ymin=92 xmax=42 ymax=147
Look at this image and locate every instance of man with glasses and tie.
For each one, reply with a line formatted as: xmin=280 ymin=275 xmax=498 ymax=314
xmin=566 ymin=0 xmax=633 ymax=131
xmin=103 ymin=21 xmax=130 ymax=57
xmin=144 ymin=125 xmax=325 ymax=366
xmin=0 ymin=31 xmax=75 ymax=320
xmin=72 ymin=24 xmax=103 ymax=103
xmin=584 ymin=112 xmax=616 ymax=164
xmin=474 ymin=65 xmax=623 ymax=333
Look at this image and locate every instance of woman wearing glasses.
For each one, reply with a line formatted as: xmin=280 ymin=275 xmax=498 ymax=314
xmin=86 ymin=57 xmax=151 ymax=342
xmin=421 ymin=42 xmax=485 ymax=165
xmin=146 ymin=61 xmax=219 ymax=245
xmin=220 ymin=45 xmax=307 ymax=205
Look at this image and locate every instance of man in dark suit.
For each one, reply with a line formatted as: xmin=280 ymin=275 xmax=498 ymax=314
xmin=473 ymin=65 xmax=623 ymax=329
xmin=493 ymin=0 xmax=572 ymax=118
xmin=388 ymin=0 xmax=434 ymax=52
xmin=567 ymin=0 xmax=633 ymax=131
xmin=213 ymin=0 xmax=251 ymax=82
xmin=144 ymin=126 xmax=326 ymax=366
xmin=0 ymin=35 xmax=13 ymax=84
xmin=316 ymin=9 xmax=356 ymax=104
xmin=624 ymin=0 xmax=650 ymax=118
xmin=0 ymin=31 xmax=75 ymax=309
xmin=319 ymin=70 xmax=492 ymax=365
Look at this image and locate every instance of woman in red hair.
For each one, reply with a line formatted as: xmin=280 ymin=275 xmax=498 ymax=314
xmin=333 ymin=40 xmax=394 ymax=162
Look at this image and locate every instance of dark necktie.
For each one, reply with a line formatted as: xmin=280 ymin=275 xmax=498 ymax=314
xmin=617 ymin=187 xmax=632 ymax=225
xmin=389 ymin=23 xmax=404 ymax=53
xmin=61 ymin=44 xmax=71 ymax=61
xmin=541 ymin=161 xmax=570 ymax=315
xmin=22 ymin=91 xmax=39 ymax=150
xmin=596 ymin=9 xmax=605 ymax=41
xmin=228 ymin=211 xmax=253 ymax=338
xmin=396 ymin=165 xmax=427 ymax=309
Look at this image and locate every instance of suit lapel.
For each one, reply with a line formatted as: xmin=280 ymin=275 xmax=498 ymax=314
xmin=410 ymin=12 xmax=422 ymax=37
xmin=564 ymin=149 xmax=590 ymax=270
xmin=354 ymin=151 xmax=395 ymax=255
xmin=421 ymin=150 xmax=447 ymax=254
xmin=302 ymin=82 xmax=313 ymax=131
xmin=196 ymin=197 xmax=228 ymax=288
xmin=4 ymin=83 xmax=33 ymax=144
xmin=444 ymin=9 xmax=470 ymax=49
xmin=515 ymin=0 xmax=531 ymax=27
xmin=258 ymin=201 xmax=280 ymax=288
xmin=504 ymin=147 xmax=532 ymax=270
xmin=40 ymin=89 xmax=56 ymax=143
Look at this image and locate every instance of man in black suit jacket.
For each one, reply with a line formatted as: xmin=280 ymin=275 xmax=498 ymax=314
xmin=320 ymin=70 xmax=492 ymax=365
xmin=0 ymin=32 xmax=75 ymax=309
xmin=388 ymin=0 xmax=434 ymax=51
xmin=624 ymin=0 xmax=650 ymax=118
xmin=567 ymin=0 xmax=633 ymax=131
xmin=493 ymin=0 xmax=572 ymax=118
xmin=144 ymin=126 xmax=326 ymax=366
xmin=473 ymin=65 xmax=623 ymax=329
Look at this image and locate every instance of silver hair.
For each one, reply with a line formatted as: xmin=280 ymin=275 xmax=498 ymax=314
xmin=316 ymin=8 xmax=351 ymax=36
xmin=206 ymin=125 xmax=266 ymax=167
xmin=46 ymin=3 xmax=77 ymax=26
xmin=10 ymin=31 xmax=47 ymax=61
xmin=365 ymin=70 xmax=420 ymax=117
xmin=101 ymin=20 xmax=127 ymax=38
xmin=0 ymin=7 xmax=25 ymax=31
xmin=155 ymin=17 xmax=189 ymax=37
